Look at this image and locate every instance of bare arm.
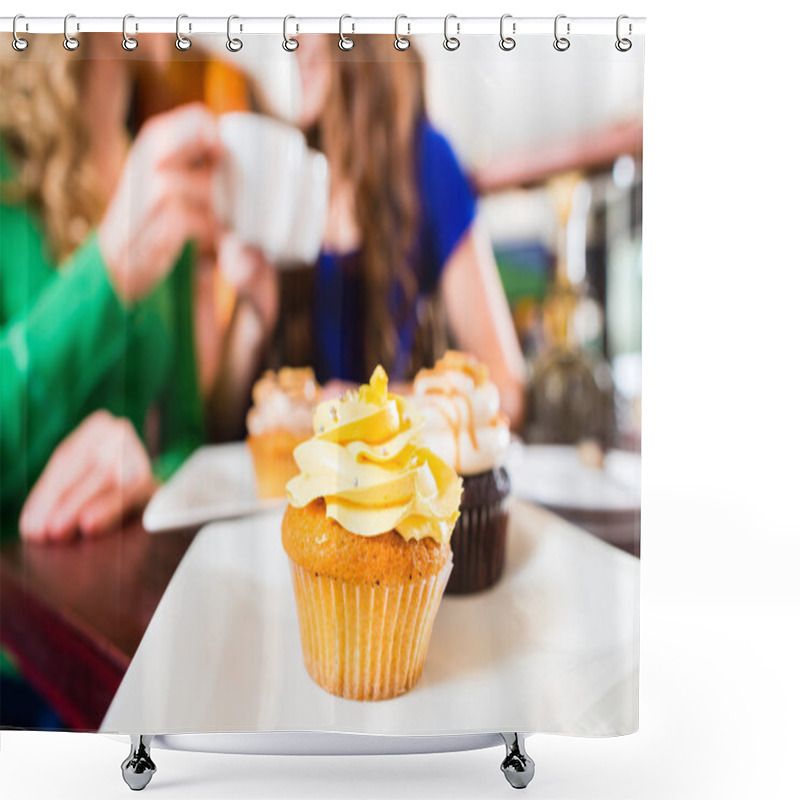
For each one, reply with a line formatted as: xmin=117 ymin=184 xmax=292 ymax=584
xmin=441 ymin=221 xmax=527 ymax=430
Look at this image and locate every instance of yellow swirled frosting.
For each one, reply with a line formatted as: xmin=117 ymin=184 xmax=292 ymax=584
xmin=286 ymin=366 xmax=463 ymax=543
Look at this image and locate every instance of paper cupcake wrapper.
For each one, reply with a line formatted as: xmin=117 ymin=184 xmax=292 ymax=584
xmin=445 ymin=500 xmax=509 ymax=595
xmin=289 ymin=556 xmax=453 ymax=701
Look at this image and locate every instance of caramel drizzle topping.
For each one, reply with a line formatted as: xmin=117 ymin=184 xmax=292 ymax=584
xmin=417 ymin=352 xmax=506 ymax=473
xmin=424 ymin=385 xmax=478 ymax=473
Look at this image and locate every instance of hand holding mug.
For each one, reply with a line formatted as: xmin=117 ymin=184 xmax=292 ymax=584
xmin=98 ymin=103 xmax=222 ymax=303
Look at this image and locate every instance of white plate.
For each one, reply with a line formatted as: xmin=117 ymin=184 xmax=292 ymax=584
xmin=507 ymin=444 xmax=641 ymax=513
xmin=143 ymin=443 xmax=284 ymax=533
xmin=102 ymin=499 xmax=639 ymax=736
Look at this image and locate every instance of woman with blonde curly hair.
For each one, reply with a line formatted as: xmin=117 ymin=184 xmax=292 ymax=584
xmin=0 ymin=34 xmax=221 ymax=543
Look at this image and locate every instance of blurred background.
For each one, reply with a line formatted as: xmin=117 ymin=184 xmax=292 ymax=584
xmin=226 ymin=33 xmax=644 ymax=451
xmin=421 ymin=37 xmax=643 ymax=452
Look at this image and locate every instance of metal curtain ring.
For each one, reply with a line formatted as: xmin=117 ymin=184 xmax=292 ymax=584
xmin=394 ymin=14 xmax=410 ymax=51
xmin=282 ymin=15 xmax=299 ymax=52
xmin=176 ymin=14 xmax=191 ymax=51
xmin=122 ymin=14 xmax=138 ymax=51
xmin=553 ymin=14 xmax=570 ymax=52
xmin=443 ymin=14 xmax=460 ymax=51
xmin=615 ymin=14 xmax=632 ymax=52
xmin=339 ymin=15 xmax=355 ymax=51
xmin=499 ymin=14 xmax=516 ymax=51
xmin=63 ymin=13 xmax=79 ymax=51
xmin=226 ymin=15 xmax=243 ymax=52
xmin=12 ymin=14 xmax=29 ymax=51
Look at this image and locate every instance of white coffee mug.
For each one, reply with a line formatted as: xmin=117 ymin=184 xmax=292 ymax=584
xmin=283 ymin=150 xmax=329 ymax=265
xmin=216 ymin=112 xmax=328 ymax=266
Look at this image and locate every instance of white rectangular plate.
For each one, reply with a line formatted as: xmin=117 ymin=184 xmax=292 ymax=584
xmin=143 ymin=443 xmax=284 ymax=532
xmin=103 ymin=499 xmax=639 ymax=736
xmin=506 ymin=444 xmax=641 ymax=513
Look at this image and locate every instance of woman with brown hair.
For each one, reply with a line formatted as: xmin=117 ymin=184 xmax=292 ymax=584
xmin=216 ymin=35 xmax=526 ymax=430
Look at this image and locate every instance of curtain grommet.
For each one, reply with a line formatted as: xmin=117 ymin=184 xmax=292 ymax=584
xmin=12 ymin=14 xmax=29 ymax=51
xmin=339 ymin=14 xmax=355 ymax=51
xmin=226 ymin=15 xmax=243 ymax=52
xmin=394 ymin=14 xmax=410 ymax=51
xmin=444 ymin=14 xmax=460 ymax=51
xmin=499 ymin=14 xmax=516 ymax=51
xmin=615 ymin=15 xmax=632 ymax=52
xmin=175 ymin=14 xmax=192 ymax=51
xmin=553 ymin=14 xmax=570 ymax=52
xmin=282 ymin=15 xmax=299 ymax=52
xmin=63 ymin=13 xmax=79 ymax=51
xmin=122 ymin=14 xmax=138 ymax=51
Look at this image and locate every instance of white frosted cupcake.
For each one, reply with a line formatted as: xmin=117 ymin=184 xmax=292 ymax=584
xmin=246 ymin=367 xmax=320 ymax=499
xmin=413 ymin=351 xmax=511 ymax=593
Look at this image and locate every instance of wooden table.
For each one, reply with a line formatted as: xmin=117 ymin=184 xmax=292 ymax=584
xmin=0 ymin=521 xmax=195 ymax=731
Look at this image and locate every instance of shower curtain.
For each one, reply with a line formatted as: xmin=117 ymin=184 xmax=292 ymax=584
xmin=0 ymin=20 xmax=644 ymax=742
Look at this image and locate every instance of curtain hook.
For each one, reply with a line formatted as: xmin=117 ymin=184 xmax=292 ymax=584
xmin=339 ymin=14 xmax=355 ymax=51
xmin=176 ymin=14 xmax=192 ymax=51
xmin=226 ymin=15 xmax=243 ymax=52
xmin=443 ymin=14 xmax=460 ymax=51
xmin=499 ymin=14 xmax=516 ymax=51
xmin=615 ymin=15 xmax=632 ymax=52
xmin=282 ymin=15 xmax=299 ymax=52
xmin=553 ymin=14 xmax=570 ymax=52
xmin=63 ymin=13 xmax=79 ymax=51
xmin=12 ymin=14 xmax=29 ymax=51
xmin=122 ymin=14 xmax=138 ymax=51
xmin=394 ymin=14 xmax=410 ymax=51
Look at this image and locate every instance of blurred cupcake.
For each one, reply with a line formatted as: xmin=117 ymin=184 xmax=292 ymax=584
xmin=246 ymin=367 xmax=320 ymax=499
xmin=413 ymin=351 xmax=511 ymax=594
xmin=283 ymin=366 xmax=462 ymax=701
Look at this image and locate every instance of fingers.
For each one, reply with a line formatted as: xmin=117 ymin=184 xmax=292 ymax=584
xmin=43 ymin=465 xmax=113 ymax=542
xmin=169 ymin=166 xmax=218 ymax=210
xmin=116 ymin=198 xmax=219 ymax=299
xmin=139 ymin=103 xmax=223 ymax=170
xmin=79 ymin=477 xmax=155 ymax=538
xmin=101 ymin=103 xmax=224 ymax=303
xmin=162 ymin=197 xmax=221 ymax=256
xmin=217 ymin=234 xmax=280 ymax=330
xmin=218 ymin=233 xmax=257 ymax=289
xmin=19 ymin=412 xmax=110 ymax=542
xmin=19 ymin=411 xmax=155 ymax=544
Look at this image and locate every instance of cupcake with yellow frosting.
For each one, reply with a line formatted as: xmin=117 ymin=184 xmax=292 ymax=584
xmin=247 ymin=367 xmax=320 ymax=499
xmin=283 ymin=366 xmax=462 ymax=701
xmin=413 ymin=351 xmax=511 ymax=594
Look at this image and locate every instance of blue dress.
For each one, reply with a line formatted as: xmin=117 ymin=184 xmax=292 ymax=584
xmin=312 ymin=120 xmax=476 ymax=383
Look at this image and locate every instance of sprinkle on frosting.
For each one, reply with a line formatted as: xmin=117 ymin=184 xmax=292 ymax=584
xmin=286 ymin=366 xmax=462 ymax=543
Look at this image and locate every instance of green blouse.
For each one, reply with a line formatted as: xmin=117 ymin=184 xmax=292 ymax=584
xmin=0 ymin=149 xmax=204 ymax=537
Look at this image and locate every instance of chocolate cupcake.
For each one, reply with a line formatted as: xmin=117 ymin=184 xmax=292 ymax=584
xmin=413 ymin=351 xmax=512 ymax=594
